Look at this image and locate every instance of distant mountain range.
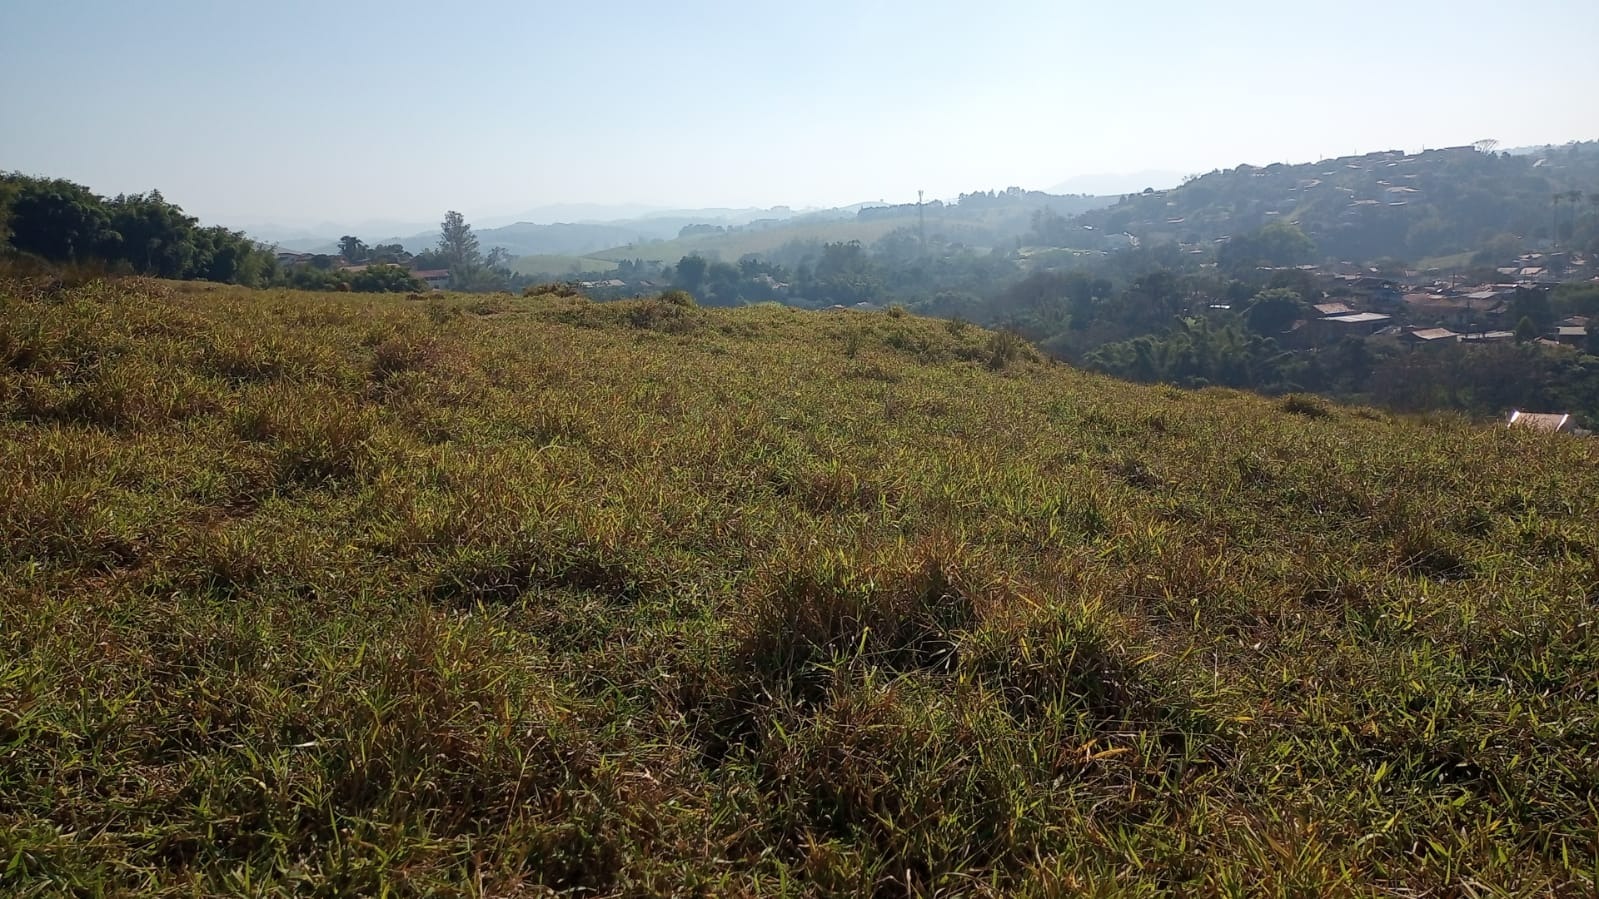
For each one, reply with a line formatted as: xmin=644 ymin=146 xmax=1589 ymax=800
xmin=243 ymin=184 xmax=1142 ymax=259
xmin=247 ymin=205 xmax=820 ymax=256
xmin=513 ymin=191 xmax=1114 ymax=277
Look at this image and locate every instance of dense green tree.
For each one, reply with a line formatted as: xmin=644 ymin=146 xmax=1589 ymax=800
xmin=410 ymin=249 xmax=449 ymax=270
xmin=1554 ymin=284 xmax=1599 ymax=317
xmin=1317 ymin=336 xmax=1376 ymax=394
xmin=702 ymin=261 xmax=743 ymax=306
xmin=349 ymin=264 xmax=421 ymax=293
xmin=105 ymin=191 xmax=200 ymax=278
xmin=1111 ymin=271 xmax=1186 ymax=331
xmin=369 ymin=243 xmax=411 ymax=264
xmin=5 ymin=177 xmax=114 ymax=261
xmin=193 ymin=225 xmax=273 ymax=286
xmin=674 ymin=254 xmax=709 ymax=293
xmin=0 ymin=178 xmax=18 ymax=246
xmin=1243 ymin=288 xmax=1307 ymax=335
xmin=1084 ymin=316 xmax=1295 ymax=391
xmin=437 ymin=211 xmax=481 ymax=270
xmin=1218 ymin=222 xmax=1316 ymax=273
xmin=1510 ymin=287 xmax=1555 ymax=332
xmin=2 ymin=174 xmax=275 ymax=286
xmin=800 ymin=241 xmax=883 ymax=306
xmin=339 ymin=236 xmax=370 ymax=262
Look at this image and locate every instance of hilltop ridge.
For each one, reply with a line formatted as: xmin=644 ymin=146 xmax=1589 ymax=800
xmin=1062 ymin=142 xmax=1599 ymax=262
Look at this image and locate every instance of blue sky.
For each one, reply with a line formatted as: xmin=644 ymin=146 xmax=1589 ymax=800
xmin=3 ymin=0 xmax=1596 ymax=229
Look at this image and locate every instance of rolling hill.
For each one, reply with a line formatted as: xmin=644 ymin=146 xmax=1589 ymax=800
xmin=1067 ymin=142 xmax=1599 ymax=263
xmin=3 ymin=277 xmax=1597 ymax=894
xmin=553 ymin=191 xmax=1113 ymax=274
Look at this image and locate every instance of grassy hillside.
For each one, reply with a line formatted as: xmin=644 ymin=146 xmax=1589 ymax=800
xmin=3 ymin=278 xmax=1598 ymax=895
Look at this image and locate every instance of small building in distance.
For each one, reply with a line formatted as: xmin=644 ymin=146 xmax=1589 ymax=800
xmin=1335 ymin=275 xmax=1403 ymax=310
xmin=410 ymin=269 xmax=450 ymax=290
xmin=1553 ymin=325 xmax=1589 ymax=347
xmin=1507 ymin=410 xmax=1583 ymax=434
xmin=1403 ymin=327 xmax=1460 ymax=346
xmin=1301 ymin=311 xmax=1392 ymax=345
xmin=1321 ymin=311 xmax=1391 ymax=332
xmin=276 ymin=251 xmax=315 ymax=267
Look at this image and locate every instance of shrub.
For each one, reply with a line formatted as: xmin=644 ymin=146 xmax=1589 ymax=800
xmin=625 ymin=298 xmax=697 ymax=332
xmin=525 ymin=281 xmax=584 ymax=298
xmin=986 ymin=329 xmax=1026 ymax=370
xmin=349 ymin=264 xmax=422 ymax=293
xmin=1281 ymin=393 xmax=1332 ymax=418
xmin=734 ymin=549 xmax=981 ymax=689
xmin=369 ymin=334 xmax=439 ymax=382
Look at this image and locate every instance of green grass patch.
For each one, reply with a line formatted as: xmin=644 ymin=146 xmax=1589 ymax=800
xmin=1 ymin=277 xmax=1597 ymax=894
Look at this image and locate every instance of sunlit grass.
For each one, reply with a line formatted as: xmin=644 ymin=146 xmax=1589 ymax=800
xmin=2 ymin=276 xmax=1596 ymax=895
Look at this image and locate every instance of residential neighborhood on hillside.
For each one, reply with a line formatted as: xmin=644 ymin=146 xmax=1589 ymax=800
xmin=1262 ymin=251 xmax=1593 ymax=351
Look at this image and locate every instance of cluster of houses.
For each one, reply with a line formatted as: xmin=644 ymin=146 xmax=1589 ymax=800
xmin=1284 ymin=252 xmax=1594 ymax=350
xmin=1266 ymin=253 xmax=1596 ymax=436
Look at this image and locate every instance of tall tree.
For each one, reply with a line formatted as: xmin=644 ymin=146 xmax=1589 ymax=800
xmin=338 ymin=235 xmax=370 ymax=262
xmin=674 ymin=254 xmax=709 ymax=292
xmin=437 ymin=211 xmax=481 ymax=271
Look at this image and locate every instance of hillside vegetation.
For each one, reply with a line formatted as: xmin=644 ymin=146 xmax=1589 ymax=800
xmin=1065 ymin=143 xmax=1599 ymax=262
xmin=2 ymin=278 xmax=1598 ymax=895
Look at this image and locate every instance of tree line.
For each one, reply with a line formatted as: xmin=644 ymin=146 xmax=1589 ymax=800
xmin=1 ymin=174 xmax=278 ymax=285
xmin=0 ymin=174 xmax=530 ymax=295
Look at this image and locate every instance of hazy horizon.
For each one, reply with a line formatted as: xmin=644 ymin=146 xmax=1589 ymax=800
xmin=4 ymin=0 xmax=1595 ymax=232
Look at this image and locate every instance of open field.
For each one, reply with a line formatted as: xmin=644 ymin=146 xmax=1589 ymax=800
xmin=2 ymin=277 xmax=1597 ymax=894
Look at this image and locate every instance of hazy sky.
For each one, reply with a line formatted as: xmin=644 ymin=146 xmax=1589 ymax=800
xmin=4 ymin=0 xmax=1596 ymax=228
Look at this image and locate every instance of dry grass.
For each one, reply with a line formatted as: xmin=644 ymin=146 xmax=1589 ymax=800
xmin=2 ymin=277 xmax=1597 ymax=895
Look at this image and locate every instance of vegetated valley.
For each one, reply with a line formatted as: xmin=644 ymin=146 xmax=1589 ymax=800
xmin=2 ymin=277 xmax=1597 ymax=895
